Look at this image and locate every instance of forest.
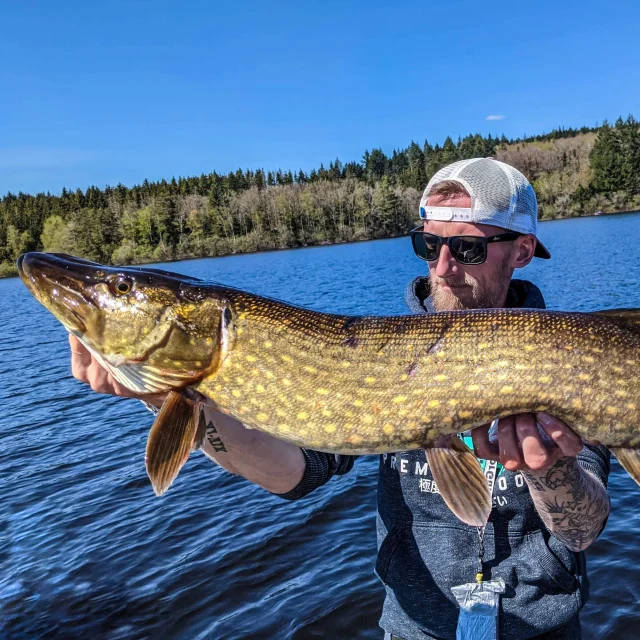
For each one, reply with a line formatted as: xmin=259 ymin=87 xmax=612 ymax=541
xmin=1 ymin=116 xmax=639 ymax=277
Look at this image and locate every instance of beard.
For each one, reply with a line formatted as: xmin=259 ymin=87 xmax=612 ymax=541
xmin=430 ymin=257 xmax=512 ymax=312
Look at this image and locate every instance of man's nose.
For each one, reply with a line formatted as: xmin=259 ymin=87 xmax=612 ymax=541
xmin=434 ymin=243 xmax=458 ymax=278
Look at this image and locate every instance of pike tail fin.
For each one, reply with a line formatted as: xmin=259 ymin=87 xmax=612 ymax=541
xmin=145 ymin=391 xmax=205 ymax=496
xmin=426 ymin=437 xmax=492 ymax=527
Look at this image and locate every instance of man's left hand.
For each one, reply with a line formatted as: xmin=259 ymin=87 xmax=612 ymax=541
xmin=472 ymin=413 xmax=584 ymax=472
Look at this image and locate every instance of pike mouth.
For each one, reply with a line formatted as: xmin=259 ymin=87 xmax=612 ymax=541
xmin=18 ymin=252 xmax=94 ymax=334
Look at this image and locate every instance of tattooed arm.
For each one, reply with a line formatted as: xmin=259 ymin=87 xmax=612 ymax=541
xmin=521 ymin=456 xmax=610 ymax=552
xmin=473 ymin=411 xmax=610 ymax=552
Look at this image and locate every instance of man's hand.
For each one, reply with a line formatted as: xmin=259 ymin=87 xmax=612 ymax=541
xmin=69 ymin=334 xmax=167 ymax=408
xmin=471 ymin=413 xmax=583 ymax=471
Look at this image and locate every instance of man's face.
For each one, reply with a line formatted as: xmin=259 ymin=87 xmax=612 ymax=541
xmin=424 ymin=192 xmax=519 ymax=312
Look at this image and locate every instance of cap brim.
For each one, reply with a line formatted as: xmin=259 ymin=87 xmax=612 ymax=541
xmin=534 ymin=239 xmax=551 ymax=259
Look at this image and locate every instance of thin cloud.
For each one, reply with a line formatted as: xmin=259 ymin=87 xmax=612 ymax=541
xmin=0 ymin=147 xmax=91 ymax=169
xmin=485 ymin=115 xmax=505 ymax=121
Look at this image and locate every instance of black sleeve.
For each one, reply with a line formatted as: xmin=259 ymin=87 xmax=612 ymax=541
xmin=274 ymin=449 xmax=358 ymax=501
xmin=576 ymin=442 xmax=611 ymax=488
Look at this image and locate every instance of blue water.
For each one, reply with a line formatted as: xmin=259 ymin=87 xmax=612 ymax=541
xmin=2 ymin=212 xmax=640 ymax=639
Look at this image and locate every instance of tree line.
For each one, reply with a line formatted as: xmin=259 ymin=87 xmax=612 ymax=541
xmin=1 ymin=117 xmax=639 ymax=277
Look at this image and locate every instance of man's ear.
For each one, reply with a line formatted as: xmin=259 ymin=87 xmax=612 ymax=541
xmin=512 ymin=234 xmax=536 ymax=268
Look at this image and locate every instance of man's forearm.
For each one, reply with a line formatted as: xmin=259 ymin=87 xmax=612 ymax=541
xmin=521 ymin=457 xmax=610 ymax=552
xmin=197 ymin=405 xmax=306 ymax=494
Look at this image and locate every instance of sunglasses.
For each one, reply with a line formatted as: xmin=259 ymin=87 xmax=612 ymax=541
xmin=409 ymin=227 xmax=522 ymax=265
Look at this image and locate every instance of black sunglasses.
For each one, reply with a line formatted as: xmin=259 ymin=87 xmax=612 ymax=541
xmin=410 ymin=227 xmax=522 ymax=265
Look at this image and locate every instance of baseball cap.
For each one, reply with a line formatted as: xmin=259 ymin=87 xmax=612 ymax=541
xmin=418 ymin=158 xmax=550 ymax=259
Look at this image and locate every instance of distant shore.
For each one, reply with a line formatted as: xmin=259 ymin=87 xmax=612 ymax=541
xmin=4 ymin=208 xmax=639 ymax=280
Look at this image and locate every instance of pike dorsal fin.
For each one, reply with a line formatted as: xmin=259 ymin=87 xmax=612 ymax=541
xmin=610 ymin=448 xmax=640 ymax=486
xmin=425 ymin=437 xmax=492 ymax=527
xmin=145 ymin=391 xmax=204 ymax=496
xmin=592 ymin=308 xmax=640 ymax=331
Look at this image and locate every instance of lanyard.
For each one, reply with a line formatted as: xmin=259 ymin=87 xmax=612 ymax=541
xmin=476 ymin=458 xmax=497 ymax=583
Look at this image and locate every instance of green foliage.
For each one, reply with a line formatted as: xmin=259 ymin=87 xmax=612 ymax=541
xmin=1 ymin=117 xmax=639 ymax=276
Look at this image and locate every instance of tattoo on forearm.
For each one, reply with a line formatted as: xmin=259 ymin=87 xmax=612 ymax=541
xmin=522 ymin=457 xmax=610 ymax=551
xmin=205 ymin=419 xmax=227 ymax=453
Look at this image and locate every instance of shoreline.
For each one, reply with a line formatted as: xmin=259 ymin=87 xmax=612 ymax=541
xmin=3 ymin=209 xmax=639 ymax=280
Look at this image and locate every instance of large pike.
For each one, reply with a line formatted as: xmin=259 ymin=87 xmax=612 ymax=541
xmin=17 ymin=252 xmax=640 ymax=526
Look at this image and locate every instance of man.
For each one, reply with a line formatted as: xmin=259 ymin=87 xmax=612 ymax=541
xmin=69 ymin=158 xmax=610 ymax=639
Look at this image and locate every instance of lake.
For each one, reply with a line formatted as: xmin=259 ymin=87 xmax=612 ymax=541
xmin=2 ymin=212 xmax=640 ymax=639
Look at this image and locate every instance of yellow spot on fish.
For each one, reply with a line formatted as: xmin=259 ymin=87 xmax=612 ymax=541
xmin=322 ymin=409 xmax=332 ymax=417
xmin=383 ymin=424 xmax=395 ymax=435
xmin=428 ymin=400 xmax=440 ymax=408
xmin=295 ymin=394 xmax=306 ymax=403
xmin=434 ymin=374 xmax=448 ymax=382
xmin=256 ymin=384 xmax=265 ymax=393
xmin=467 ymin=384 xmax=480 ymax=392
xmin=215 ymin=384 xmax=222 ymax=391
xmin=266 ymin=371 xmax=274 ymax=379
xmin=524 ymin=345 xmax=535 ymax=352
xmin=606 ymin=406 xmax=618 ymax=416
xmin=245 ymin=355 xmax=256 ymax=362
xmin=400 ymin=374 xmax=408 ymax=381
xmin=399 ymin=409 xmax=408 ymax=417
xmin=571 ymin=399 xmax=583 ymax=409
xmin=324 ymin=424 xmax=337 ymax=433
xmin=586 ymin=414 xmax=595 ymax=422
xmin=316 ymin=388 xmax=329 ymax=395
xmin=437 ymin=351 xmax=446 ymax=358
xmin=297 ymin=411 xmax=309 ymax=420
xmin=578 ymin=373 xmax=591 ymax=381
xmin=281 ymin=355 xmax=292 ymax=363
xmin=195 ymin=361 xmax=202 ymax=367
xmin=448 ymin=399 xmax=459 ymax=407
xmin=412 ymin=389 xmax=423 ymax=395
xmin=304 ymin=365 xmax=318 ymax=374
xmin=627 ymin=403 xmax=637 ymax=411
xmin=232 ymin=389 xmax=241 ymax=398
xmin=500 ymin=386 xmax=514 ymax=394
xmin=478 ymin=342 xmax=489 ymax=350
xmin=474 ymin=367 xmax=485 ymax=375
xmin=627 ymin=360 xmax=636 ymax=366
xmin=174 ymin=361 xmax=183 ymax=366
xmin=615 ymin=389 xmax=628 ymax=397
xmin=276 ymin=409 xmax=286 ymax=417
xmin=592 ymin=347 xmax=603 ymax=353
xmin=341 ymin=361 xmax=351 ymax=367
xmin=583 ymin=356 xmax=595 ymax=363
xmin=365 ymin=376 xmax=376 ymax=384
xmin=349 ymin=435 xmax=363 ymax=445
xmin=393 ymin=395 xmax=408 ymax=404
xmin=345 ymin=423 xmax=355 ymax=430
xmin=236 ymin=377 xmax=245 ymax=384
xmin=538 ymin=376 xmax=552 ymax=383
xmin=363 ymin=415 xmax=374 ymax=424
xmin=257 ymin=413 xmax=268 ymax=422
xmin=264 ymin=341 xmax=273 ymax=348
xmin=453 ymin=381 xmax=462 ymax=389
xmin=354 ymin=399 xmax=364 ymax=407
xmin=282 ymin=378 xmax=292 ymax=386
xmin=443 ymin=417 xmax=453 ymax=423
xmin=459 ymin=410 xmax=473 ymax=418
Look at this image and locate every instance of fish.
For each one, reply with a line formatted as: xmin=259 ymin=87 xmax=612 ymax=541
xmin=17 ymin=251 xmax=640 ymax=527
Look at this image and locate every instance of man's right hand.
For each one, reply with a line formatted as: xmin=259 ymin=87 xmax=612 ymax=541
xmin=68 ymin=334 xmax=167 ymax=408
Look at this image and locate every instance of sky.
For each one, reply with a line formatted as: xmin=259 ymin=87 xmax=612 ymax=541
xmin=1 ymin=0 xmax=639 ymax=196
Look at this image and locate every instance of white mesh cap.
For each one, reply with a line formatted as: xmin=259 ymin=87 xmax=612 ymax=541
xmin=419 ymin=158 xmax=550 ymax=259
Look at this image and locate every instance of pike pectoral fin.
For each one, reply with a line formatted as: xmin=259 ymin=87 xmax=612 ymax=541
xmin=145 ymin=391 xmax=204 ymax=496
xmin=611 ymin=448 xmax=640 ymax=486
xmin=426 ymin=437 xmax=492 ymax=527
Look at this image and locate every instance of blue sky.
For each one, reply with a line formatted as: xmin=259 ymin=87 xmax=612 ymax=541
xmin=1 ymin=0 xmax=639 ymax=195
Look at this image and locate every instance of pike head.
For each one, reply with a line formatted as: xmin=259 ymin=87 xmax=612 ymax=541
xmin=18 ymin=252 xmax=231 ymax=394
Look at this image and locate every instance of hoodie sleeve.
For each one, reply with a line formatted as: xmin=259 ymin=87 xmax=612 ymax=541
xmin=274 ymin=449 xmax=358 ymax=501
xmin=576 ymin=442 xmax=611 ymax=488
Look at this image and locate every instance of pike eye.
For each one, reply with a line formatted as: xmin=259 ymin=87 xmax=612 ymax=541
xmin=113 ymin=278 xmax=133 ymax=295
